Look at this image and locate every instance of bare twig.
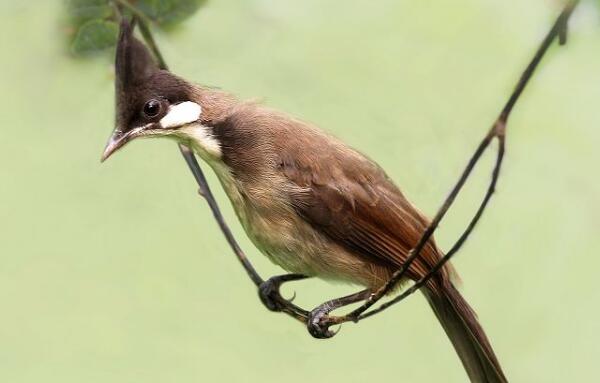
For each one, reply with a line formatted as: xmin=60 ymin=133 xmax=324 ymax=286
xmin=113 ymin=0 xmax=266 ymax=288
xmin=177 ymin=144 xmax=264 ymax=287
xmin=325 ymin=0 xmax=580 ymax=327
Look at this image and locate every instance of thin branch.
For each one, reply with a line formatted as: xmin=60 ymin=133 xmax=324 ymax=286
xmin=360 ymin=137 xmax=505 ymax=320
xmin=177 ymin=144 xmax=264 ymax=287
xmin=325 ymin=0 xmax=580 ymax=327
xmin=113 ymin=0 xmax=266 ymax=287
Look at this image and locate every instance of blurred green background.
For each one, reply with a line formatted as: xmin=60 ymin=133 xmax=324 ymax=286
xmin=1 ymin=1 xmax=599 ymax=382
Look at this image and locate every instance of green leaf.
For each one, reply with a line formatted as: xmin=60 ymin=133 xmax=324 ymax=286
xmin=63 ymin=0 xmax=207 ymax=58
xmin=136 ymin=0 xmax=207 ymax=26
xmin=71 ymin=19 xmax=119 ymax=55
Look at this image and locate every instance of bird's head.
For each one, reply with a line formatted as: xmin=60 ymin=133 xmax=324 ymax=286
xmin=101 ymin=20 xmax=222 ymax=162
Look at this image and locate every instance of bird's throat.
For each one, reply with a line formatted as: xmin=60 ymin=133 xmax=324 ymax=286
xmin=177 ymin=123 xmax=222 ymax=160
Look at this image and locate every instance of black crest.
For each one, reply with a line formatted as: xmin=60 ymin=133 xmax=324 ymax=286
xmin=115 ymin=19 xmax=159 ymax=96
xmin=113 ymin=19 xmax=193 ymax=131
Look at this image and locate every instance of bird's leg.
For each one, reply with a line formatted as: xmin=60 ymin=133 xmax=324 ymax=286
xmin=258 ymin=274 xmax=311 ymax=321
xmin=308 ymin=289 xmax=371 ymax=339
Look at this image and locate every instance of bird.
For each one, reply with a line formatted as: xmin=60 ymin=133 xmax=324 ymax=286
xmin=102 ymin=20 xmax=508 ymax=383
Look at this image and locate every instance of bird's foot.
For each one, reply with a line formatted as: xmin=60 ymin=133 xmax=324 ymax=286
xmin=258 ymin=274 xmax=307 ymax=312
xmin=308 ymin=306 xmax=340 ymax=339
xmin=306 ymin=289 xmax=371 ymax=339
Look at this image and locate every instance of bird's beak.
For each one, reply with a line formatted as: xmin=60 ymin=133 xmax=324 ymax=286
xmin=101 ymin=127 xmax=144 ymax=162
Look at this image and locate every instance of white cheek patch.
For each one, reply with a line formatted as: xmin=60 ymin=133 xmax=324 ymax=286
xmin=159 ymin=101 xmax=202 ymax=129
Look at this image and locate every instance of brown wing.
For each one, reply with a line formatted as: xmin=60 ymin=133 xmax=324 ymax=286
xmin=279 ymin=133 xmax=447 ymax=286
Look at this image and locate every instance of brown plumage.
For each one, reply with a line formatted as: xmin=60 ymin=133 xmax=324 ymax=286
xmin=102 ymin=20 xmax=508 ymax=383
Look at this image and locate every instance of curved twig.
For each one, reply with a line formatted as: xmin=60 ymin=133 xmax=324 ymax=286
xmin=327 ymin=0 xmax=580 ymax=326
xmin=113 ymin=0 xmax=266 ymax=288
xmin=177 ymin=144 xmax=264 ymax=287
xmin=360 ymin=134 xmax=505 ymax=320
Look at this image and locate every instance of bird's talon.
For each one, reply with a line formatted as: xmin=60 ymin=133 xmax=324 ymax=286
xmin=287 ymin=290 xmax=297 ymax=303
xmin=330 ymin=324 xmax=341 ymax=336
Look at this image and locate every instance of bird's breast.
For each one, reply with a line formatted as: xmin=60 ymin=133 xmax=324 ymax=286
xmin=207 ymin=161 xmax=381 ymax=285
xmin=207 ymin=162 xmax=309 ymax=266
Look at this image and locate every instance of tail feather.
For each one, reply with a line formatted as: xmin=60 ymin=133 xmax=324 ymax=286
xmin=424 ymin=283 xmax=507 ymax=383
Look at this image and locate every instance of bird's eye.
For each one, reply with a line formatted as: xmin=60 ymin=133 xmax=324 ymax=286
xmin=143 ymin=99 xmax=161 ymax=118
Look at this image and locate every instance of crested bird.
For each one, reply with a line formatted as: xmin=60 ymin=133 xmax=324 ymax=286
xmin=102 ymin=20 xmax=507 ymax=383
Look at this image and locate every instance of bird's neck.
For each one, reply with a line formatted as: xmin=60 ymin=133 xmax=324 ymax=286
xmin=191 ymin=86 xmax=239 ymax=127
xmin=180 ymin=90 xmax=283 ymax=215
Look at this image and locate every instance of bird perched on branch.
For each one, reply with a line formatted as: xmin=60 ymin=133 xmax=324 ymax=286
xmin=102 ymin=20 xmax=507 ymax=383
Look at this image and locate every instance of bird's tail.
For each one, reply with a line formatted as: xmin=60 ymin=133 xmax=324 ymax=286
xmin=424 ymin=282 xmax=508 ymax=383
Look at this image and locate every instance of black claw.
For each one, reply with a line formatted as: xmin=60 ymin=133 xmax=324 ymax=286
xmin=287 ymin=291 xmax=297 ymax=303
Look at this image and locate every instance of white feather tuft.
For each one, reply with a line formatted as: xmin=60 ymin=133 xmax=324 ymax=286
xmin=159 ymin=102 xmax=202 ymax=129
